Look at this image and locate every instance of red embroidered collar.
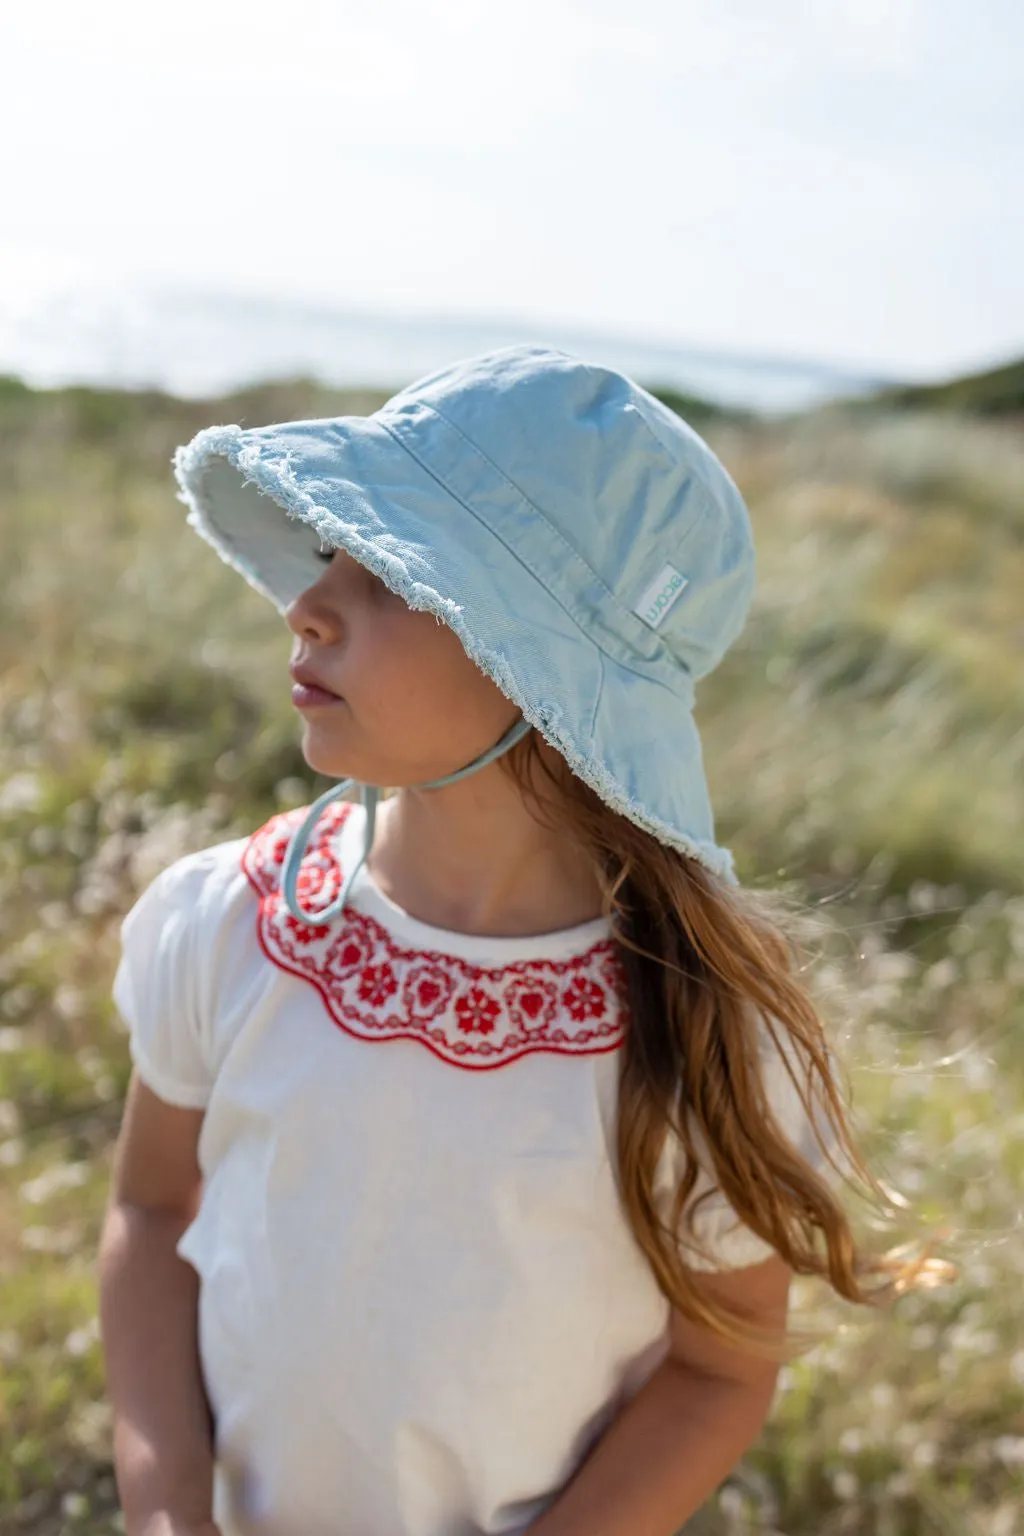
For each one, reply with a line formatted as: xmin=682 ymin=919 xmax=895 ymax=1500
xmin=241 ymin=802 xmax=629 ymax=1071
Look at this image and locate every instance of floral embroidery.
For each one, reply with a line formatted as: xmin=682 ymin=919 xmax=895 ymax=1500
xmin=241 ymin=802 xmax=628 ymax=1071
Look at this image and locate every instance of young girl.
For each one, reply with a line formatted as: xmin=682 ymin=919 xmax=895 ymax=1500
xmin=98 ymin=344 xmax=941 ymax=1536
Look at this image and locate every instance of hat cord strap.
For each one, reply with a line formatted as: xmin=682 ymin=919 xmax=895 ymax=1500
xmin=281 ymin=714 xmax=533 ymax=926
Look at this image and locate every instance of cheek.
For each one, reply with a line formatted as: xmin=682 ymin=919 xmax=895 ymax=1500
xmin=373 ymin=613 xmax=504 ymax=729
xmin=356 ymin=612 xmax=462 ymax=717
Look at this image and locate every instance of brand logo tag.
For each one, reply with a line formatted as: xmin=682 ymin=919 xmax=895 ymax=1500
xmin=632 ymin=562 xmax=688 ymax=629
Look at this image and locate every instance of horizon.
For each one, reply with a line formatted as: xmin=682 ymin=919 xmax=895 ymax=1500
xmin=0 ymin=282 xmax=906 ymax=415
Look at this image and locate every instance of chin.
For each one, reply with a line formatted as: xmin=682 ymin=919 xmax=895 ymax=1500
xmin=299 ymin=730 xmax=352 ymax=780
xmin=300 ymin=730 xmax=387 ymax=788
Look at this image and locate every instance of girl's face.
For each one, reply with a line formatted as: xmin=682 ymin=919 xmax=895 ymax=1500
xmin=284 ymin=544 xmax=522 ymax=785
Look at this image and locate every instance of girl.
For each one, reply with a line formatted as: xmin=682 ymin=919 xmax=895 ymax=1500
xmin=98 ymin=344 xmax=943 ymax=1536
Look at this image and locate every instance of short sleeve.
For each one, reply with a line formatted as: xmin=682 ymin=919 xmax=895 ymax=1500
xmin=112 ymin=852 xmax=218 ymax=1109
xmin=654 ymin=1025 xmax=853 ymax=1272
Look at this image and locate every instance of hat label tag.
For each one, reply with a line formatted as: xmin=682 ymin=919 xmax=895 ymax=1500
xmin=632 ymin=562 xmax=688 ymax=629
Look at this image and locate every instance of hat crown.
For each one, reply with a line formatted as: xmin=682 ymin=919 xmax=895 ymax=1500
xmin=378 ymin=344 xmax=755 ymax=682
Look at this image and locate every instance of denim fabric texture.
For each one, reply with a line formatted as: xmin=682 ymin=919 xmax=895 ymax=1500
xmin=173 ymin=343 xmax=756 ymax=882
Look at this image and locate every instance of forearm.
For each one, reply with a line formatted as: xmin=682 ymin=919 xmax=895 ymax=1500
xmin=527 ymin=1358 xmax=777 ymax=1536
xmin=98 ymin=1202 xmax=217 ymax=1531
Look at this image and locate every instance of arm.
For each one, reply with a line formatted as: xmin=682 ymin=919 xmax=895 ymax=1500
xmin=526 ymin=1255 xmax=791 ymax=1536
xmin=98 ymin=1071 xmax=221 ymax=1536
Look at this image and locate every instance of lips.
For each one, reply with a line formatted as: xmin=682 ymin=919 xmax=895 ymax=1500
xmin=289 ymin=663 xmax=341 ymax=698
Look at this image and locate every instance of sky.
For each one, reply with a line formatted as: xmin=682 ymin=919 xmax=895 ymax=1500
xmin=1 ymin=0 xmax=1021 ymax=381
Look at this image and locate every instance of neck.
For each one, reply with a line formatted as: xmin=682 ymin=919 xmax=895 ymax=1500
xmin=364 ymin=764 xmax=606 ymax=939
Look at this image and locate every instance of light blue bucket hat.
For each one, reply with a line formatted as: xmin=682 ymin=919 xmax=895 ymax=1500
xmin=173 ymin=343 xmax=756 ymax=924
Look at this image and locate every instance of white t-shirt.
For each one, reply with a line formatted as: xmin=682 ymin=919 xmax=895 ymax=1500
xmin=112 ymin=797 xmax=842 ymax=1536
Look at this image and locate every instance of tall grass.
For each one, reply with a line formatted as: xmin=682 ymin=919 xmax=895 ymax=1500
xmin=0 ymin=376 xmax=1021 ymax=1533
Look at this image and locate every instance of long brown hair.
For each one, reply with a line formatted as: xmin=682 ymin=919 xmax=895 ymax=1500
xmin=498 ymin=728 xmax=955 ymax=1360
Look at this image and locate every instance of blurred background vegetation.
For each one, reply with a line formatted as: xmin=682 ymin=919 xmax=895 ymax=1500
xmin=0 ymin=360 xmax=1022 ymax=1534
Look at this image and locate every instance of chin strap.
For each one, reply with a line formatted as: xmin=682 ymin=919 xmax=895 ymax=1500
xmin=281 ymin=715 xmax=534 ymax=925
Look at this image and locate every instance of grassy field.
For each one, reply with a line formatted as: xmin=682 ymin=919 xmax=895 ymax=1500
xmin=0 ymin=370 xmax=1021 ymax=1534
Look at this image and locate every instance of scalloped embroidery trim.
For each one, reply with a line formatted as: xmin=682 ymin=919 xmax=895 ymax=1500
xmin=240 ymin=802 xmax=628 ymax=1071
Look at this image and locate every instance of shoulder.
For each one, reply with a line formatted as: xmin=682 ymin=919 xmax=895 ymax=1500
xmin=125 ymin=830 xmax=255 ymax=935
xmin=113 ymin=831 xmax=255 ymax=1107
xmin=120 ymin=799 xmax=363 ymax=988
xmin=653 ymin=1015 xmax=852 ymax=1272
xmin=114 ymin=819 xmax=287 ymax=1106
xmin=119 ymin=815 xmax=294 ymax=1008
xmin=126 ymin=798 xmax=346 ymax=919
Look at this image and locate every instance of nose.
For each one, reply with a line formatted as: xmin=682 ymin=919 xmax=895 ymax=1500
xmin=284 ymin=577 xmax=342 ymax=644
